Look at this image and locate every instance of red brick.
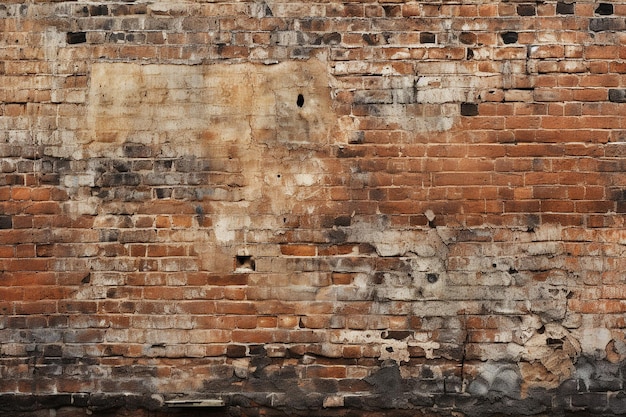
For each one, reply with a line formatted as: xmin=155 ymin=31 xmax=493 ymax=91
xmin=23 ymin=202 xmax=60 ymax=214
xmin=306 ymin=365 xmax=347 ymax=379
xmin=585 ymin=45 xmax=620 ymax=59
xmin=504 ymin=200 xmax=540 ymax=213
xmin=434 ymin=173 xmax=492 ymax=186
xmin=342 ymin=345 xmax=362 ymax=358
xmin=280 ymin=245 xmax=317 ymax=256
xmin=569 ymin=300 xmax=626 ymax=313
xmin=10 ymin=187 xmax=31 ymax=200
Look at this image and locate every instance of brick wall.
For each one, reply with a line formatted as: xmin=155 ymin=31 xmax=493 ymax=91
xmin=2 ymin=1 xmax=626 ymax=415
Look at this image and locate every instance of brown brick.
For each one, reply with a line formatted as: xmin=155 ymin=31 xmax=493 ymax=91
xmin=306 ymin=366 xmax=347 ymax=379
xmin=280 ymin=245 xmax=317 ymax=256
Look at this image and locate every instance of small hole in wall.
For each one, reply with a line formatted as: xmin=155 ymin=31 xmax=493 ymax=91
xmin=426 ymin=273 xmax=439 ymax=284
xmin=297 ymin=94 xmax=304 ymax=108
xmin=235 ymin=255 xmax=255 ymax=272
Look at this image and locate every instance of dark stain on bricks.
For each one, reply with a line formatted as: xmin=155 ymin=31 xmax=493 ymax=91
xmin=0 ymin=215 xmax=12 ymax=229
xmin=461 ymin=102 xmax=479 ymax=116
xmin=362 ymin=33 xmax=380 ymax=45
xmin=382 ymin=330 xmax=413 ymax=340
xmin=609 ymin=89 xmax=626 ymax=103
xmin=517 ymin=4 xmax=536 ymax=16
xmin=595 ymin=3 xmax=614 ymax=15
xmin=420 ymin=32 xmax=436 ymax=44
xmin=501 ymin=31 xmax=519 ymax=44
xmin=459 ymin=32 xmax=477 ymax=44
xmin=226 ymin=345 xmax=247 ymax=358
xmin=66 ymin=32 xmax=87 ymax=44
xmin=556 ymin=1 xmax=575 ymax=14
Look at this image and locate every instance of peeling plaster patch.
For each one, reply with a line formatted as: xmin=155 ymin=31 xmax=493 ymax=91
xmin=69 ymin=59 xmax=338 ymax=159
xmin=343 ymin=224 xmax=449 ymax=300
xmin=512 ymin=322 xmax=582 ymax=393
xmin=380 ymin=339 xmax=410 ymax=363
xmin=331 ymin=330 xmax=439 ymax=363
xmin=58 ymin=59 xmax=340 ymax=271
xmin=347 ymin=222 xmax=448 ymax=258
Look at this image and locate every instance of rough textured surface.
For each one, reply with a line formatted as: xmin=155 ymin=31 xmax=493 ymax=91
xmin=1 ymin=0 xmax=626 ymax=416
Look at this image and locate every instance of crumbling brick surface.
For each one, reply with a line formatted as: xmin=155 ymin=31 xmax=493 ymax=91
xmin=1 ymin=1 xmax=626 ymax=416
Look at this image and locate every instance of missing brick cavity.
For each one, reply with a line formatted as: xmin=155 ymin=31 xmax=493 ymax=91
xmin=235 ymin=255 xmax=255 ymax=272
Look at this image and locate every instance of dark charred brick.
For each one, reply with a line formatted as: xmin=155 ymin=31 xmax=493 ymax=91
xmin=154 ymin=160 xmax=173 ymax=172
xmin=365 ymin=365 xmax=403 ymax=394
xmin=89 ymin=5 xmax=108 ymax=16
xmin=123 ymin=143 xmax=153 ymax=158
xmin=248 ymin=345 xmax=266 ymax=356
xmin=517 ymin=4 xmax=536 ymax=16
xmin=420 ymin=32 xmax=436 ymax=44
xmin=556 ymin=1 xmax=575 ymax=14
xmin=571 ymin=392 xmax=608 ymax=411
xmin=595 ymin=3 xmax=614 ymax=15
xmin=226 ymin=344 xmax=247 ymax=358
xmin=99 ymin=173 xmax=141 ymax=187
xmin=7 ymin=317 xmax=27 ymax=328
xmin=322 ymin=32 xmax=341 ymax=45
xmin=459 ymin=32 xmax=477 ymax=44
xmin=111 ymin=160 xmax=130 ymax=172
xmin=66 ymin=32 xmax=86 ymax=44
xmin=382 ymin=330 xmax=413 ymax=340
xmin=461 ymin=102 xmax=479 ymax=116
xmin=0 ymin=215 xmax=12 ymax=229
xmin=334 ymin=215 xmax=352 ymax=226
xmin=325 ymin=228 xmax=347 ymax=244
xmin=155 ymin=188 xmax=172 ymax=199
xmin=501 ymin=31 xmax=518 ymax=44
xmin=609 ymin=89 xmax=626 ymax=103
xmin=362 ymin=33 xmax=380 ymax=45
xmin=174 ymin=157 xmax=196 ymax=172
xmin=42 ymin=345 xmax=63 ymax=357
xmin=99 ymin=229 xmax=119 ymax=242
xmin=383 ymin=5 xmax=401 ymax=17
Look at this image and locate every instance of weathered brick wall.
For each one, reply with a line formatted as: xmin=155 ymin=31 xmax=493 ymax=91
xmin=1 ymin=0 xmax=626 ymax=415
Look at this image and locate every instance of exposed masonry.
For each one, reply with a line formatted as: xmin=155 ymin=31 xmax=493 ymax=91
xmin=2 ymin=1 xmax=626 ymax=416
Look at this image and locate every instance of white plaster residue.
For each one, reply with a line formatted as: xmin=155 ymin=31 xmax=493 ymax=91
xmin=574 ymin=327 xmax=612 ymax=358
xmin=380 ymin=340 xmax=410 ymax=363
xmin=213 ymin=215 xmax=250 ymax=244
xmin=332 ymin=330 xmax=437 ymax=363
xmin=294 ymin=173 xmax=317 ymax=186
xmin=63 ymin=173 xmax=96 ymax=188
xmin=531 ymin=224 xmax=563 ymax=241
xmin=63 ymin=198 xmax=99 ymax=217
